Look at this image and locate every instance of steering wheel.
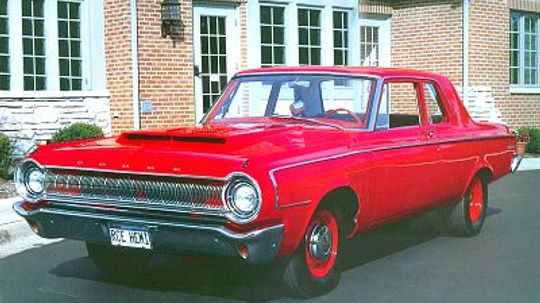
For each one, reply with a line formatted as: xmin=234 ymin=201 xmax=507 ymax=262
xmin=324 ymin=108 xmax=363 ymax=125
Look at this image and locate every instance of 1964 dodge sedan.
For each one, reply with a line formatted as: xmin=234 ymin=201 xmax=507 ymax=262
xmin=14 ymin=67 xmax=520 ymax=297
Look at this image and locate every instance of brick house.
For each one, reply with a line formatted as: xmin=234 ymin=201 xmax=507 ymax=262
xmin=0 ymin=0 xmax=539 ymax=156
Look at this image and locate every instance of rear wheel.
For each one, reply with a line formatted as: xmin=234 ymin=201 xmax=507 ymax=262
xmin=283 ymin=209 xmax=341 ymax=298
xmin=443 ymin=176 xmax=488 ymax=237
xmin=86 ymin=242 xmax=151 ymax=276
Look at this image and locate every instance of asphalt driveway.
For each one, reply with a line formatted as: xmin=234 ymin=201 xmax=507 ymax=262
xmin=0 ymin=171 xmax=538 ymax=303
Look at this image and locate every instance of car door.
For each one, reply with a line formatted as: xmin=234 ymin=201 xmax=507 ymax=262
xmin=421 ymin=81 xmax=472 ymax=203
xmin=369 ymin=80 xmax=441 ymax=222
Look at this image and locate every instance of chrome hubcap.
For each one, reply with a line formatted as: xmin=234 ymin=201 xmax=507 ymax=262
xmin=308 ymin=223 xmax=333 ymax=260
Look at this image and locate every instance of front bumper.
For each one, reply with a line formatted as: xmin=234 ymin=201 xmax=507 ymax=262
xmin=13 ymin=201 xmax=283 ymax=264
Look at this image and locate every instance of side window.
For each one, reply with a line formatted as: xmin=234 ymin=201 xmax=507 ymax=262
xmin=423 ymin=83 xmax=447 ymax=124
xmin=377 ymin=81 xmax=421 ymax=129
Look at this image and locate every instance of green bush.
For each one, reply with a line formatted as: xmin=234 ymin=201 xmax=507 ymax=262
xmin=518 ymin=127 xmax=540 ymax=154
xmin=0 ymin=134 xmax=11 ymax=180
xmin=51 ymin=123 xmax=104 ymax=143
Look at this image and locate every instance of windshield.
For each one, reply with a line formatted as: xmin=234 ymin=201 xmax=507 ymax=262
xmin=203 ymin=74 xmax=375 ymax=130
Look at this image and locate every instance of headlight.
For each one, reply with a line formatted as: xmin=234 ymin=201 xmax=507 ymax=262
xmin=224 ymin=174 xmax=261 ymax=223
xmin=15 ymin=159 xmax=46 ymax=202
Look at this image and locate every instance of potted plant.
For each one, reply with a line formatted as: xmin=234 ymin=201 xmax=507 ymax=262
xmin=513 ymin=130 xmax=530 ymax=156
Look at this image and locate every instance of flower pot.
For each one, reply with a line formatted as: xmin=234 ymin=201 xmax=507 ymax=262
xmin=516 ymin=141 xmax=528 ymax=156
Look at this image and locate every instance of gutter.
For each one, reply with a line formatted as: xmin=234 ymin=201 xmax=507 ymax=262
xmin=130 ymin=0 xmax=141 ymax=130
xmin=462 ymin=0 xmax=469 ymax=104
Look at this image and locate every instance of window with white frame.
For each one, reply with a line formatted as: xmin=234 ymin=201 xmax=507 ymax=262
xmin=333 ymin=10 xmax=348 ymax=66
xmin=58 ymin=0 xmax=82 ymax=90
xmin=298 ymin=7 xmax=321 ymax=65
xmin=0 ymin=0 xmax=9 ymax=90
xmin=360 ymin=26 xmax=379 ymax=66
xmin=510 ymin=12 xmax=539 ymax=86
xmin=22 ymin=0 xmax=46 ymax=90
xmin=250 ymin=2 xmax=359 ymax=69
xmin=0 ymin=0 xmax=104 ymax=92
xmin=260 ymin=5 xmax=285 ymax=67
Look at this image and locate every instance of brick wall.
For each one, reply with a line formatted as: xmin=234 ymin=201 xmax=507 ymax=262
xmin=390 ymin=0 xmax=540 ymax=128
xmin=104 ymin=0 xmax=195 ymax=134
xmin=104 ymin=0 xmax=247 ymax=134
xmin=138 ymin=0 xmax=195 ymax=130
xmin=102 ymin=0 xmax=537 ymax=130
xmin=239 ymin=1 xmax=248 ymax=72
xmin=391 ymin=0 xmax=463 ymax=84
xmin=104 ymin=0 xmax=134 ymax=133
xmin=468 ymin=0 xmax=514 ymax=125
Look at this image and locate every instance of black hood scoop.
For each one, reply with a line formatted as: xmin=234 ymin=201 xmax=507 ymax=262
xmin=123 ymin=133 xmax=226 ymax=144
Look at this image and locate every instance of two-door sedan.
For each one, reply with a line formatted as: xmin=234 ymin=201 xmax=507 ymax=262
xmin=14 ymin=67 xmax=520 ymax=297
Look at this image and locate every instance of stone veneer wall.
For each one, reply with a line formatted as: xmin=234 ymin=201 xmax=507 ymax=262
xmin=0 ymin=95 xmax=111 ymax=157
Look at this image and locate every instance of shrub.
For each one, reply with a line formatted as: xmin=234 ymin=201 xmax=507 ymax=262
xmin=518 ymin=127 xmax=540 ymax=154
xmin=0 ymin=134 xmax=11 ymax=179
xmin=51 ymin=123 xmax=104 ymax=143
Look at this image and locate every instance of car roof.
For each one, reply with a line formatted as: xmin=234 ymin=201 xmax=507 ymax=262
xmin=235 ymin=66 xmax=448 ymax=81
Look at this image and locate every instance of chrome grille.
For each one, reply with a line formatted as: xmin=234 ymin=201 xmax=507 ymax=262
xmin=42 ymin=170 xmax=226 ymax=214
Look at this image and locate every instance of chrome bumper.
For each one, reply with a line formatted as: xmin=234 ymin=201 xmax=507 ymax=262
xmin=511 ymin=155 xmax=523 ymax=173
xmin=13 ymin=201 xmax=283 ymax=264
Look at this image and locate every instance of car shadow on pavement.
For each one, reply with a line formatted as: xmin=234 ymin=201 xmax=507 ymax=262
xmin=340 ymin=206 xmax=502 ymax=271
xmin=51 ymin=253 xmax=288 ymax=302
xmin=50 ymin=206 xmax=502 ymax=302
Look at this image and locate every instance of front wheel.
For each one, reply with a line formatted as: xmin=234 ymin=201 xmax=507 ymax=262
xmin=443 ymin=176 xmax=488 ymax=237
xmin=283 ymin=209 xmax=341 ymax=298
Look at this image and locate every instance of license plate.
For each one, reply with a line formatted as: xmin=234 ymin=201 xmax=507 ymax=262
xmin=109 ymin=226 xmax=152 ymax=249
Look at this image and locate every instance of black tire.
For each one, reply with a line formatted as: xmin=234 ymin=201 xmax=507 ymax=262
xmin=86 ymin=242 xmax=152 ymax=276
xmin=283 ymin=209 xmax=342 ymax=298
xmin=442 ymin=176 xmax=488 ymax=237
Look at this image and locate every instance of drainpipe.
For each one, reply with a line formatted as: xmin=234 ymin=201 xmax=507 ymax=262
xmin=462 ymin=0 xmax=469 ymax=104
xmin=130 ymin=0 xmax=141 ymax=130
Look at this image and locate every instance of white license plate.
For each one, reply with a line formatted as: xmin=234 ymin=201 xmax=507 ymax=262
xmin=109 ymin=227 xmax=152 ymax=249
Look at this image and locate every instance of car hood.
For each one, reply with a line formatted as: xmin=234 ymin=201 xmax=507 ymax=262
xmin=30 ymin=123 xmax=351 ymax=177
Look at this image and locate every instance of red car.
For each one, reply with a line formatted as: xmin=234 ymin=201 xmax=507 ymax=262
xmin=14 ymin=67 xmax=520 ymax=297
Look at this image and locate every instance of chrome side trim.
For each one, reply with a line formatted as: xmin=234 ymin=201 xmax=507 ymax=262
xmin=278 ymin=200 xmax=311 ymax=209
xmin=270 ymin=134 xmax=513 ymax=208
xmin=13 ymin=201 xmax=283 ymax=241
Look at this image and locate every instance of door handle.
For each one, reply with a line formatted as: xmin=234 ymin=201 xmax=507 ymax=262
xmin=426 ymin=130 xmax=435 ymax=139
xmin=194 ymin=65 xmax=201 ymax=77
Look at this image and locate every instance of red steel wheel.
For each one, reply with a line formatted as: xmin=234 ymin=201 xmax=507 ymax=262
xmin=443 ymin=175 xmax=488 ymax=237
xmin=304 ymin=209 xmax=339 ymax=279
xmin=468 ymin=177 xmax=484 ymax=224
xmin=283 ymin=208 xmax=342 ymax=298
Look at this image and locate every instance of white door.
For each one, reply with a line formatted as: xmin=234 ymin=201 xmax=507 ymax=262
xmin=359 ymin=18 xmax=391 ymax=127
xmin=359 ymin=18 xmax=391 ymax=67
xmin=193 ymin=5 xmax=239 ymax=123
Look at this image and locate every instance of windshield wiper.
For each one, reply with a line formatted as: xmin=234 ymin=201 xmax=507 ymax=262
xmin=269 ymin=115 xmax=345 ymax=130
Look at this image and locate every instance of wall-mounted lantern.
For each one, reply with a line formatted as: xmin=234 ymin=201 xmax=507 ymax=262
xmin=161 ymin=0 xmax=182 ymax=39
